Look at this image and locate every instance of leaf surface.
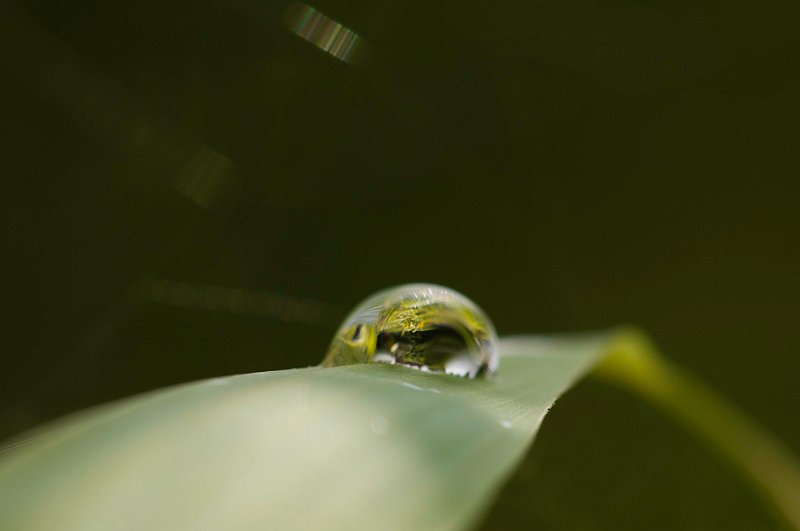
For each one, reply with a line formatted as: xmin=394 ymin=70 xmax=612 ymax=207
xmin=0 ymin=333 xmax=611 ymax=531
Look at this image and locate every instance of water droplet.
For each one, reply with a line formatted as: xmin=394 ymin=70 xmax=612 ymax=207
xmin=322 ymin=284 xmax=498 ymax=378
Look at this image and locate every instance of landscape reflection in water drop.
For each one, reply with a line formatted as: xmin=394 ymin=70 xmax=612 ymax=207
xmin=322 ymin=284 xmax=498 ymax=378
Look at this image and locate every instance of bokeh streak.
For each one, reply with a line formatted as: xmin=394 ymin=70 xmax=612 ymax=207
xmin=138 ymin=278 xmax=344 ymax=325
xmin=285 ymin=3 xmax=367 ymax=64
xmin=0 ymin=2 xmax=236 ymax=209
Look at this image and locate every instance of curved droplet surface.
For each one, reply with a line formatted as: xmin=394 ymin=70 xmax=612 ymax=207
xmin=322 ymin=284 xmax=498 ymax=378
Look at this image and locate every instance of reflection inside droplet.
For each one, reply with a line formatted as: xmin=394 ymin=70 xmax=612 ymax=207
xmin=322 ymin=284 xmax=498 ymax=378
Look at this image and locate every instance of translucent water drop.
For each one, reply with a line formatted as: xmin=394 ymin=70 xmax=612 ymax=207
xmin=322 ymin=284 xmax=498 ymax=378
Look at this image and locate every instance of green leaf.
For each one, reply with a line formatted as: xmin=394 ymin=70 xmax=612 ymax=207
xmin=593 ymin=330 xmax=800 ymax=530
xmin=0 ymin=333 xmax=609 ymax=531
xmin=1 ymin=329 xmax=799 ymax=531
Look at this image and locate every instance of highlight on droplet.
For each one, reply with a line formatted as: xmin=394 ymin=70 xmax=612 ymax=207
xmin=284 ymin=3 xmax=368 ymax=65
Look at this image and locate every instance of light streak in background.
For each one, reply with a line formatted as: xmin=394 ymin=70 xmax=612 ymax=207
xmin=138 ymin=278 xmax=345 ymax=325
xmin=0 ymin=2 xmax=237 ymax=209
xmin=285 ymin=3 xmax=368 ymax=65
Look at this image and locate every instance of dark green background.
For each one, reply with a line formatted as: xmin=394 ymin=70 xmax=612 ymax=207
xmin=1 ymin=0 xmax=798 ymax=529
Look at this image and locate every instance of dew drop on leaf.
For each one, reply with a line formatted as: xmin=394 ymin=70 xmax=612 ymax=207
xmin=322 ymin=284 xmax=498 ymax=378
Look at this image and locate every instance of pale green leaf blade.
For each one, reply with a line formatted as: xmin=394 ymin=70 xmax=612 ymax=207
xmin=0 ymin=334 xmax=610 ymax=531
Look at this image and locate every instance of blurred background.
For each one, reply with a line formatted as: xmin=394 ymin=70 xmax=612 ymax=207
xmin=1 ymin=0 xmax=798 ymax=528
